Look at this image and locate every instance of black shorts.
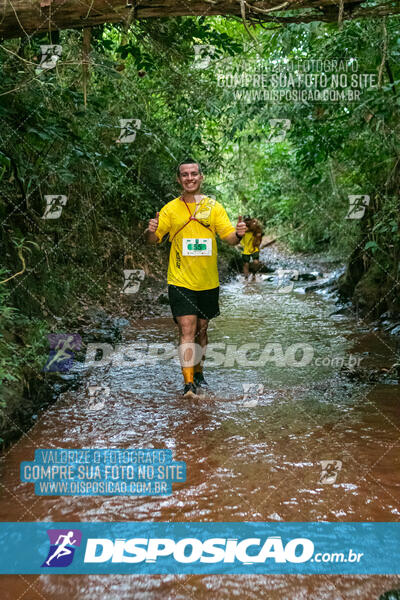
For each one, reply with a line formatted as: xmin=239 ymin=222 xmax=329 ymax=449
xmin=168 ymin=285 xmax=220 ymax=322
xmin=242 ymin=252 xmax=260 ymax=263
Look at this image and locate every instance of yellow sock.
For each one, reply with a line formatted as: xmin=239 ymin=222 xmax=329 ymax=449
xmin=182 ymin=366 xmax=194 ymax=384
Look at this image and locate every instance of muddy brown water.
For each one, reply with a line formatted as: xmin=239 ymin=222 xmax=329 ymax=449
xmin=1 ymin=258 xmax=400 ymax=599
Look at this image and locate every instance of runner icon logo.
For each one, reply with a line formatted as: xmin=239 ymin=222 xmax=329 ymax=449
xmin=42 ymin=194 xmax=67 ymax=220
xmin=43 ymin=333 xmax=82 ymax=373
xmin=121 ymin=269 xmax=145 ymax=294
xmin=319 ymin=460 xmax=342 ymax=484
xmin=194 ymin=197 xmax=215 ymax=225
xmin=42 ymin=529 xmax=82 ymax=568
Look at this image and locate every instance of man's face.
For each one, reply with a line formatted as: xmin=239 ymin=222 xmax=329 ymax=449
xmin=177 ymin=163 xmax=203 ymax=193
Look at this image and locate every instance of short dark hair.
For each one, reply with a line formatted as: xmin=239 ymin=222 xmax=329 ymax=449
xmin=176 ymin=158 xmax=202 ymax=177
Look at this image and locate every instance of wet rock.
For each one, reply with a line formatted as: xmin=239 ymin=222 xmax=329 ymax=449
xmin=82 ymin=308 xmax=129 ymax=330
xmin=329 ymin=303 xmax=354 ymax=317
xmin=80 ymin=312 xmax=130 ymax=345
xmin=83 ymin=307 xmax=109 ymax=326
xmin=389 ymin=324 xmax=400 ymax=337
xmin=305 ymin=275 xmax=338 ymax=292
xmin=298 ymin=272 xmax=321 ymax=281
xmin=381 ymin=320 xmax=393 ymax=329
xmin=82 ymin=327 xmax=122 ymax=344
xmin=55 ymin=373 xmax=77 ymax=382
xmin=45 ymin=371 xmax=82 ymax=393
xmin=113 ymin=317 xmax=130 ymax=328
xmin=379 ymin=311 xmax=392 ymax=321
xmin=51 ymin=383 xmax=64 ymax=395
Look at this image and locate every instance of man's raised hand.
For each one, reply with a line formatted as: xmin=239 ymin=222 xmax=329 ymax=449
xmin=148 ymin=212 xmax=159 ymax=234
xmin=236 ymin=215 xmax=247 ymax=238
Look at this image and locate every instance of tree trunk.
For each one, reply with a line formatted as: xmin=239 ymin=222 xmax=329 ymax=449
xmin=0 ymin=0 xmax=399 ymax=40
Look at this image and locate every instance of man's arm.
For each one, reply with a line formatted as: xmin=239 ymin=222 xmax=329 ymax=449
xmin=145 ymin=212 xmax=159 ymax=244
xmin=145 ymin=230 xmax=158 ymax=244
xmin=223 ymin=231 xmax=243 ymax=246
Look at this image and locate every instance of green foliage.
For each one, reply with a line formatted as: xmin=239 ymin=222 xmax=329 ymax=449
xmin=212 ymin=17 xmax=400 ymax=273
xmin=0 ymin=270 xmax=47 ymax=385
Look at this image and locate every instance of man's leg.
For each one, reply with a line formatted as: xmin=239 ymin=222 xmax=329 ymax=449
xmin=176 ymin=315 xmax=198 ymax=385
xmin=243 ymin=256 xmax=250 ymax=279
xmin=252 ymin=259 xmax=259 ymax=280
xmin=194 ymin=318 xmax=208 ymax=379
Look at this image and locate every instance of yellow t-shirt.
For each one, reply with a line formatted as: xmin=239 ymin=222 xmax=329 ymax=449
xmin=155 ymin=196 xmax=235 ymax=291
xmin=241 ymin=231 xmax=260 ymax=254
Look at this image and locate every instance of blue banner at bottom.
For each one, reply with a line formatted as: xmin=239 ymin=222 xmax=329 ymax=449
xmin=0 ymin=522 xmax=398 ymax=574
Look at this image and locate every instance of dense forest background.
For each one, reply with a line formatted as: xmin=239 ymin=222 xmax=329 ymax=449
xmin=0 ymin=15 xmax=399 ymax=415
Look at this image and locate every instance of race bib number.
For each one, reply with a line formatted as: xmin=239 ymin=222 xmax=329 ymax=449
xmin=182 ymin=238 xmax=212 ymax=256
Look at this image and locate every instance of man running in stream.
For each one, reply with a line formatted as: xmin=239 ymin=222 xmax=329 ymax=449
xmin=145 ymin=158 xmax=246 ymax=398
xmin=241 ymin=217 xmax=264 ymax=280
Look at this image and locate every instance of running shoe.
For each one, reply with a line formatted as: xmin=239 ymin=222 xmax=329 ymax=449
xmin=183 ymin=382 xmax=198 ymax=398
xmin=194 ymin=372 xmax=209 ymax=388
